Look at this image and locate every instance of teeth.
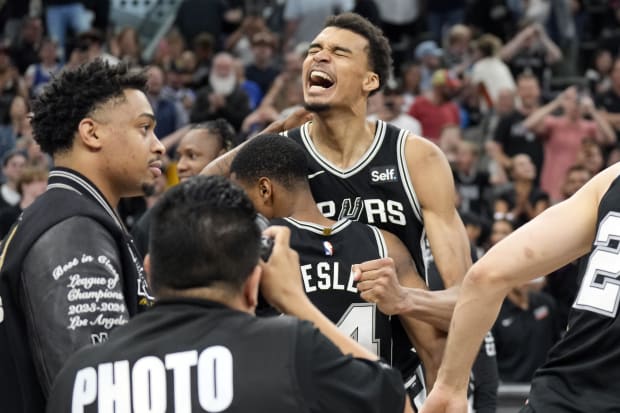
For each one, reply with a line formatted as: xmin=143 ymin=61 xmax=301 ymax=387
xmin=310 ymin=70 xmax=333 ymax=82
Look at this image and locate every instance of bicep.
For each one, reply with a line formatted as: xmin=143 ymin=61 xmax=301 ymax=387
xmin=21 ymin=217 xmax=130 ymax=392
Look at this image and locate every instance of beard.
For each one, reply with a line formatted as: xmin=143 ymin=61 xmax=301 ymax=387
xmin=141 ymin=182 xmax=155 ymax=197
xmin=304 ymin=101 xmax=331 ymax=113
xmin=209 ymin=72 xmax=236 ymax=96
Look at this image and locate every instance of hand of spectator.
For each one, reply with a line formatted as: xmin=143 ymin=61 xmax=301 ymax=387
xmin=353 ymin=258 xmax=409 ymax=315
xmin=580 ymin=95 xmax=595 ymax=114
xmin=208 ymin=93 xmax=226 ymax=110
xmin=259 ymin=226 xmax=310 ymax=314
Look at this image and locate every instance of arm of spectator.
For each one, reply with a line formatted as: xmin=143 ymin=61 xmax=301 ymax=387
xmin=599 ymin=109 xmax=620 ymax=130
xmin=485 ymin=141 xmax=512 ymax=171
xmin=499 ymin=25 xmax=536 ymax=62
xmin=534 ymin=23 xmax=563 ymax=64
xmin=159 ymin=124 xmax=192 ymax=152
xmin=224 ymin=18 xmax=249 ymax=51
xmin=582 ymin=97 xmax=616 ymax=145
xmin=522 ymin=94 xmax=563 ymax=134
xmin=20 ymin=217 xmax=131 ymax=395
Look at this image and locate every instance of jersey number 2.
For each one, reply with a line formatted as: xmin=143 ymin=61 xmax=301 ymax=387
xmin=574 ymin=212 xmax=620 ymax=317
xmin=336 ymin=303 xmax=379 ymax=355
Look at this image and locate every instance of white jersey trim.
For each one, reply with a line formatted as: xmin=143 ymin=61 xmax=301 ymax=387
xmin=299 ymin=120 xmax=386 ymax=178
xmin=369 ymin=225 xmax=387 ymax=259
xmin=396 ymin=129 xmax=423 ymax=224
xmin=283 ymin=217 xmax=352 ymax=235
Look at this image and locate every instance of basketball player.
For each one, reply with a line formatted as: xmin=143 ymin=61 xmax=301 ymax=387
xmin=421 ymin=163 xmax=620 ymax=413
xmin=230 ymin=134 xmax=460 ymax=391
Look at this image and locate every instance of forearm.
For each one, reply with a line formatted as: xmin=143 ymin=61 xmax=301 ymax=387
xmin=540 ymin=33 xmax=562 ymax=63
xmin=591 ymin=110 xmax=616 ymax=145
xmin=435 ymin=270 xmax=508 ymax=392
xmin=399 ymin=286 xmax=458 ymax=332
xmin=523 ymin=100 xmax=558 ymax=131
xmin=160 ymin=124 xmax=192 ymax=151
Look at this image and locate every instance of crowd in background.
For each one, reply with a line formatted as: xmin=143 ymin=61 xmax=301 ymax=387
xmin=2 ymin=0 xmax=620 ymax=388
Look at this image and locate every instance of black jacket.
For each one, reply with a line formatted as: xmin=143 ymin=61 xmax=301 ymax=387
xmin=0 ymin=167 xmax=152 ymax=413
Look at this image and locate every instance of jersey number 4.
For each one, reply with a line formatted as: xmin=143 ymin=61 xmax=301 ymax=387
xmin=336 ymin=303 xmax=380 ymax=355
xmin=574 ymin=212 xmax=620 ymax=318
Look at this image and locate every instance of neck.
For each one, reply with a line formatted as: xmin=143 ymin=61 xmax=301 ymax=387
xmin=54 ymin=156 xmax=121 ymax=208
xmin=288 ymin=188 xmax=334 ymax=226
xmin=309 ymin=107 xmax=376 ymax=169
xmin=157 ymin=286 xmax=253 ymax=314
xmin=514 ymin=179 xmax=532 ymax=190
xmin=19 ymin=193 xmax=36 ymax=209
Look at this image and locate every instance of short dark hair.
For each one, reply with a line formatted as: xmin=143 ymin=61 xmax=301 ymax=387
xmin=149 ymin=175 xmax=260 ymax=294
xmin=31 ymin=58 xmax=148 ymax=155
xmin=191 ymin=118 xmax=236 ymax=152
xmin=324 ymin=12 xmax=392 ymax=95
xmin=230 ymin=134 xmax=308 ymax=190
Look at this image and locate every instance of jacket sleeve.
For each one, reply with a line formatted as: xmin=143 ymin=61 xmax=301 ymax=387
xmin=19 ymin=216 xmax=131 ymax=396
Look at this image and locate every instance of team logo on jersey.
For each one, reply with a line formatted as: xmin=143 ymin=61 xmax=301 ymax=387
xmin=323 ymin=241 xmax=334 ymax=256
xmin=370 ymin=166 xmax=398 ymax=184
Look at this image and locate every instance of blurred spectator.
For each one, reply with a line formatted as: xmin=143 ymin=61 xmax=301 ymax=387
xmin=596 ymin=57 xmax=620 ymax=141
xmin=499 ymin=23 xmax=562 ymax=85
xmin=152 ymin=28 xmax=186 ymax=72
xmin=352 ymin=0 xmax=382 ymax=27
xmin=585 ymin=49 xmax=612 ymax=96
xmin=488 ymin=73 xmax=543 ymax=181
xmin=235 ymin=58 xmax=262 ymax=110
xmin=464 ymin=0 xmax=516 ymax=41
xmin=487 ymin=217 xmax=513 ymax=250
xmin=575 ymin=137 xmax=605 ymax=177
xmin=414 ymin=40 xmax=443 ymax=93
xmin=43 ymin=0 xmax=92 ymax=61
xmin=162 ymin=59 xmax=196 ymax=119
xmin=482 ymin=87 xmax=516 ymax=143
xmin=0 ymin=150 xmax=26 ymax=208
xmin=146 ymin=65 xmax=186 ymax=139
xmin=376 ymin=0 xmax=421 ymax=72
xmin=470 ymin=34 xmax=516 ymax=109
xmin=426 ymin=0 xmax=466 ymax=43
xmin=191 ymin=32 xmax=215 ymax=88
xmin=453 ymin=140 xmax=492 ymax=218
xmin=75 ymin=29 xmax=118 ymax=65
xmin=9 ymin=16 xmax=44 ymax=74
xmin=439 ymin=124 xmax=462 ymax=166
xmin=492 ymin=277 xmax=560 ymax=383
xmin=443 ymin=24 xmax=473 ymax=76
xmin=24 ymin=38 xmax=62 ymax=97
xmin=0 ymin=47 xmax=27 ymax=125
xmin=494 ymin=153 xmax=549 ymax=227
xmin=400 ymin=61 xmax=421 ymax=111
xmin=461 ymin=211 xmax=485 ymax=259
xmin=110 ymin=27 xmax=142 ymax=66
xmin=174 ymin=0 xmax=227 ymax=48
xmin=544 ymin=165 xmax=593 ymax=330
xmin=0 ymin=96 xmax=27 ymax=159
xmin=283 ymin=0 xmax=353 ymax=51
xmin=245 ymin=31 xmax=280 ymax=97
xmin=20 ymin=135 xmax=52 ymax=170
xmin=367 ymin=85 xmax=421 ymax=135
xmin=190 ymin=52 xmax=251 ymax=132
xmin=524 ymin=86 xmax=615 ymax=202
xmin=0 ymin=166 xmax=47 ymax=238
xmin=1 ymin=0 xmax=32 ymax=46
xmin=408 ymin=68 xmax=460 ymax=144
xmin=225 ymin=14 xmax=270 ymax=65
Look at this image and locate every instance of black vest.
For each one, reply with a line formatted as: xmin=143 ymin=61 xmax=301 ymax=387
xmin=0 ymin=167 xmax=151 ymax=413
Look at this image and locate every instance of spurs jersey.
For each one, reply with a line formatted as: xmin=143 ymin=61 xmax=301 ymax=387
xmin=273 ymin=217 xmax=393 ymax=362
xmin=528 ymin=174 xmax=620 ymax=412
xmin=285 ymin=120 xmax=431 ymax=280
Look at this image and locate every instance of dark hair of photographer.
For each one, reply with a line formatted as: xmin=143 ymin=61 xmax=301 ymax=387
xmin=148 ymin=175 xmax=260 ymax=295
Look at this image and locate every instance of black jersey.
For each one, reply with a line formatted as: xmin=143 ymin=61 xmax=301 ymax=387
xmin=46 ymin=299 xmax=407 ymax=413
xmin=285 ymin=120 xmax=430 ymax=280
xmin=528 ymin=174 xmax=620 ymax=412
xmin=274 ymin=217 xmax=393 ymax=361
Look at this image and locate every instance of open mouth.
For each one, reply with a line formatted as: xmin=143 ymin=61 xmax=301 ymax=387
xmin=308 ymin=70 xmax=335 ymax=91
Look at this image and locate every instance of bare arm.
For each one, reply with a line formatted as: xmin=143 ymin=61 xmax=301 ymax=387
xmin=406 ymin=136 xmax=471 ymax=287
xmin=160 ymin=125 xmax=192 ymax=152
xmin=499 ymin=25 xmax=535 ymax=62
xmin=522 ymin=97 xmax=561 ymax=133
xmin=201 ymin=108 xmax=312 ymax=177
xmin=582 ymin=97 xmax=616 ymax=145
xmin=535 ymin=24 xmax=563 ymax=63
xmin=600 ymin=110 xmax=620 ymax=130
xmin=420 ymin=163 xmax=619 ymax=413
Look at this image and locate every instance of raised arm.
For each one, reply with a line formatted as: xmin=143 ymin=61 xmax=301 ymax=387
xmin=581 ymin=96 xmax=616 ymax=145
xmin=420 ymin=163 xmax=619 ymax=413
xmin=406 ymin=135 xmax=470 ymax=287
xmin=522 ymin=93 xmax=562 ymax=133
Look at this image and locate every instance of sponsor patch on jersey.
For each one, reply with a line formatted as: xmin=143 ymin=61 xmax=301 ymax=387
xmin=369 ymin=166 xmax=398 ymax=184
xmin=323 ymin=241 xmax=334 ymax=256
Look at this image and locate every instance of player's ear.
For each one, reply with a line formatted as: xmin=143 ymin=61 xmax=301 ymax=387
xmin=243 ymin=265 xmax=261 ymax=313
xmin=258 ymin=177 xmax=273 ymax=203
xmin=363 ymin=72 xmax=380 ymax=94
xmin=78 ymin=117 xmax=104 ymax=150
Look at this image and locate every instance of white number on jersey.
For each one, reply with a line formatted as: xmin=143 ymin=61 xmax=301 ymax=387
xmin=574 ymin=212 xmax=620 ymax=317
xmin=336 ymin=303 xmax=379 ymax=355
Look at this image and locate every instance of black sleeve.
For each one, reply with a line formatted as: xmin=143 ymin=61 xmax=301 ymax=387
xmin=294 ymin=321 xmax=406 ymax=413
xmin=471 ymin=332 xmax=499 ymax=413
xmin=493 ymin=115 xmax=511 ymax=145
xmin=189 ymin=88 xmax=212 ymax=123
xmin=20 ymin=217 xmax=131 ymax=395
xmin=130 ymin=208 xmax=152 ymax=258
